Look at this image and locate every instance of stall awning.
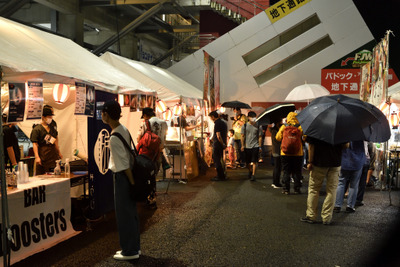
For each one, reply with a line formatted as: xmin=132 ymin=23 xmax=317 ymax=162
xmin=0 ymin=17 xmax=154 ymax=94
xmin=100 ymin=52 xmax=202 ymax=100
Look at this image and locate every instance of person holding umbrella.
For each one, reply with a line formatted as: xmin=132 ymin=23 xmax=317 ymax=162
xmin=275 ymin=112 xmax=303 ymax=194
xmin=300 ymin=137 xmax=348 ymax=225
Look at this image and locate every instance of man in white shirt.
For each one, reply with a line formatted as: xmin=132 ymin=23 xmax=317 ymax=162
xmin=101 ymin=100 xmax=140 ymax=261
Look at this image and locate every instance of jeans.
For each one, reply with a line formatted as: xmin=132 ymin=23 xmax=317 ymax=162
xmin=357 ymin=162 xmax=370 ymax=203
xmin=114 ymin=172 xmax=140 ymax=255
xmin=335 ymin=168 xmax=363 ymax=209
xmin=234 ymin=139 xmax=245 ymax=165
xmin=281 ymin=155 xmax=303 ymax=191
xmin=213 ymin=143 xmax=226 ymax=179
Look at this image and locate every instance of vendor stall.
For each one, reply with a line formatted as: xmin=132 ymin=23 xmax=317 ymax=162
xmin=0 ymin=16 xmax=155 ymax=265
xmin=100 ymin=52 xmax=208 ymax=180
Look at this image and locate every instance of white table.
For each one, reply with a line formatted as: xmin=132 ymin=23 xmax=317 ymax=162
xmin=0 ymin=177 xmax=78 ymax=266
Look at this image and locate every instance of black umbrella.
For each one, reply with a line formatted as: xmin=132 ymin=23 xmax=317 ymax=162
xmin=362 ymin=104 xmax=391 ymax=143
xmin=297 ymin=94 xmax=380 ymax=145
xmin=256 ymin=103 xmax=296 ymax=125
xmin=221 ymin=101 xmax=251 ymax=109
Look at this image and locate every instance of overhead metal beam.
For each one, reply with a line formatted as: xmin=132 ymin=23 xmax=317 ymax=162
xmin=0 ymin=0 xmax=31 ymax=17
xmin=112 ymin=0 xmax=169 ymax=4
xmin=172 ymin=1 xmax=199 ymax=24
xmin=151 ymin=33 xmax=197 ymax=66
xmin=92 ymin=1 xmax=168 ymax=55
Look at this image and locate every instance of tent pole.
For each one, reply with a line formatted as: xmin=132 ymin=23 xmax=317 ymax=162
xmin=0 ymin=66 xmax=11 ymax=266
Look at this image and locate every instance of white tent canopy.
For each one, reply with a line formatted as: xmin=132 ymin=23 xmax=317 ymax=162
xmin=0 ymin=17 xmax=153 ymax=94
xmin=100 ymin=52 xmax=202 ymax=101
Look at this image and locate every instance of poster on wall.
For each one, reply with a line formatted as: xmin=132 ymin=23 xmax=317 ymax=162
xmin=74 ymin=82 xmax=86 ymax=115
xmin=139 ymin=94 xmax=146 ymax=110
xmin=370 ymin=36 xmax=389 ymax=106
xmin=203 ymin=50 xmax=210 ymax=101
xmin=209 ymin=56 xmax=215 ymax=110
xmin=215 ymin=60 xmax=220 ymax=108
xmin=85 ymin=84 xmax=95 ymax=117
xmin=123 ymin=94 xmax=130 ymax=107
xmin=26 ymin=81 xmax=43 ymax=120
xmin=8 ymin=82 xmax=26 ymax=122
xmin=130 ymin=94 xmax=138 ymax=112
xmin=359 ymin=62 xmax=371 ymax=102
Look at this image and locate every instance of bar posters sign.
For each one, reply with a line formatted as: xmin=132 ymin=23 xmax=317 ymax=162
xmin=74 ymin=82 xmax=86 ymax=115
xmin=266 ymin=0 xmax=312 ymax=23
xmin=26 ymin=81 xmax=43 ymax=120
xmin=8 ymin=83 xmax=26 ymax=122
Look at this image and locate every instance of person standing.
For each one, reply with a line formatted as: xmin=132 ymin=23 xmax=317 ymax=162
xmin=269 ymin=119 xmax=283 ymax=188
xmin=241 ymin=111 xmax=263 ymax=181
xmin=101 ymin=100 xmax=140 ymax=261
xmin=275 ymin=112 xmax=303 ymax=194
xmin=137 ymin=107 xmax=168 ymax=208
xmin=2 ymin=112 xmax=20 ymax=169
xmin=356 ymin=142 xmax=376 ymax=206
xmin=209 ymin=110 xmax=227 ymax=181
xmin=30 ymin=105 xmax=62 ymax=175
xmin=232 ymin=108 xmax=247 ymax=168
xmin=227 ymin=129 xmax=236 ymax=169
xmin=300 ymin=137 xmax=348 ymax=225
xmin=334 ymin=140 xmax=366 ymax=213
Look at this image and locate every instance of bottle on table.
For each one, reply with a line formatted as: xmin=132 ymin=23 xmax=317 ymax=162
xmin=65 ymin=158 xmax=70 ymax=176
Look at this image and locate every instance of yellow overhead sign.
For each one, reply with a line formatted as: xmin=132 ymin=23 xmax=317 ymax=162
xmin=266 ymin=0 xmax=312 ymax=23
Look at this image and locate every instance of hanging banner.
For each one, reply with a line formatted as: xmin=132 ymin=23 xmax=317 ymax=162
xmin=74 ymin=82 xmax=86 ymax=115
xmin=8 ymin=82 xmax=26 ymax=122
xmin=214 ymin=60 xmax=220 ymax=108
xmin=85 ymin=84 xmax=95 ymax=117
xmin=266 ymin=0 xmax=312 ymax=23
xmin=209 ymin=56 xmax=215 ymax=110
xmin=26 ymin=81 xmax=43 ymax=120
xmin=359 ymin=62 xmax=371 ymax=101
xmin=370 ymin=35 xmax=389 ymax=106
xmin=203 ymin=50 xmax=210 ymax=101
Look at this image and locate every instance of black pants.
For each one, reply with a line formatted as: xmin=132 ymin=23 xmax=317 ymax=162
xmin=281 ymin=155 xmax=303 ymax=191
xmin=213 ymin=143 xmax=226 ymax=179
xmin=234 ymin=139 xmax=245 ymax=165
xmin=272 ymin=156 xmax=282 ymax=185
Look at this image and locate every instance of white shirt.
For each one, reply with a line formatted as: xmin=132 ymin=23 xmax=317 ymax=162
xmin=109 ymin=124 xmax=132 ymax=173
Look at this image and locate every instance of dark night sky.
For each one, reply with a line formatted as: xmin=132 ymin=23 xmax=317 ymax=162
xmin=352 ymin=0 xmax=399 ymax=77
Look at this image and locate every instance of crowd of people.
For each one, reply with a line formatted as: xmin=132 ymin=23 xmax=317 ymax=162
xmin=1 ymin=101 xmax=379 ymax=261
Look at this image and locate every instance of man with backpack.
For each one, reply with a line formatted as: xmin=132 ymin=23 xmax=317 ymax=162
xmin=240 ymin=111 xmax=263 ymax=181
xmin=101 ymin=100 xmax=140 ymax=260
xmin=137 ymin=107 xmax=167 ymax=208
xmin=275 ymin=112 xmax=304 ymax=195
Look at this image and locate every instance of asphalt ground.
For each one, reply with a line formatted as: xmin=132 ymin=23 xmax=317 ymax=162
xmin=12 ymin=160 xmax=400 ymax=267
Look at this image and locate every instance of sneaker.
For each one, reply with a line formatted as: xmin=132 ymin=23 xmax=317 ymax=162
xmin=116 ymin=250 xmax=141 ymax=255
xmin=345 ymin=207 xmax=355 ymax=213
xmin=250 ymin=175 xmax=256 ymax=181
xmin=333 ymin=207 xmax=341 ymax=213
xmin=113 ymin=253 xmax=139 ymax=260
xmin=211 ymin=176 xmax=226 ymax=181
xmin=271 ymin=184 xmax=282 ymax=189
xmin=300 ymin=217 xmax=315 ymax=224
xmin=282 ymin=190 xmax=289 ymax=195
xmin=355 ymin=201 xmax=364 ymax=206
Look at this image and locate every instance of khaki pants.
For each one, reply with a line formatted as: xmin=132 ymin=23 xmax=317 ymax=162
xmin=306 ymin=165 xmax=341 ymax=223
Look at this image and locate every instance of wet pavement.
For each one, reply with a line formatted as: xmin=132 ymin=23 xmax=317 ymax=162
xmin=13 ymin=161 xmax=400 ymax=267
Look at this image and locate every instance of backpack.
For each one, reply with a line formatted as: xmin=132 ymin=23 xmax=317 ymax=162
xmin=112 ymin=132 xmax=155 ymax=202
xmin=281 ymin=124 xmax=302 ymax=154
xmin=137 ymin=120 xmax=161 ymax=161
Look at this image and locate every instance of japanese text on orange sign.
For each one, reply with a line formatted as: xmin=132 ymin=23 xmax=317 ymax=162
xmin=321 ymin=69 xmax=360 ymax=94
xmin=266 ymin=0 xmax=312 ymax=23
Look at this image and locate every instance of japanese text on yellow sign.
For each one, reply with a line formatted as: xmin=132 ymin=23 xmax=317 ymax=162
xmin=266 ymin=0 xmax=312 ymax=23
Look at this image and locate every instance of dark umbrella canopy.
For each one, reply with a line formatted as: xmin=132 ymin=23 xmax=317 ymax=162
xmin=221 ymin=101 xmax=251 ymax=109
xmin=362 ymin=104 xmax=391 ymax=143
xmin=297 ymin=94 xmax=380 ymax=145
xmin=256 ymin=103 xmax=296 ymax=125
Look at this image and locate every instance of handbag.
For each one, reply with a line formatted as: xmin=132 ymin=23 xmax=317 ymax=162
xmin=111 ymin=132 xmax=156 ymax=202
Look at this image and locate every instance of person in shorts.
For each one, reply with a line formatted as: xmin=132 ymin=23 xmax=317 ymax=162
xmin=241 ymin=111 xmax=263 ymax=181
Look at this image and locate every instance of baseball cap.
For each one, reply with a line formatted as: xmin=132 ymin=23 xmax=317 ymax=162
xmin=141 ymin=107 xmax=155 ymax=118
xmin=102 ymin=100 xmax=121 ymax=120
xmin=42 ymin=105 xmax=54 ymax=116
